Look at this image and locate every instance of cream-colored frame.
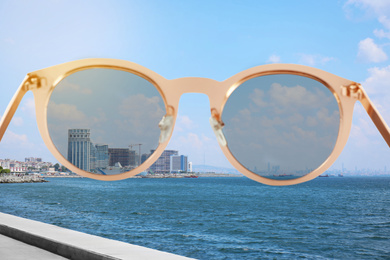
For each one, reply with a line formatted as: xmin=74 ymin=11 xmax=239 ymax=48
xmin=1 ymin=58 xmax=389 ymax=186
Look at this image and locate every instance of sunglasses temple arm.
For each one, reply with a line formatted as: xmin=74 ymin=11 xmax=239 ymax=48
xmin=0 ymin=77 xmax=29 ymax=142
xmin=359 ymin=87 xmax=390 ymax=147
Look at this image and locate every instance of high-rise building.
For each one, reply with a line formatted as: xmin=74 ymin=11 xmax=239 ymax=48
xmin=108 ymin=148 xmax=131 ymax=167
xmin=188 ymin=161 xmax=193 ymax=172
xmin=68 ymin=129 xmax=91 ymax=172
xmin=170 ymin=155 xmax=188 ymax=172
xmin=128 ymin=150 xmax=137 ymax=167
xmin=90 ymin=143 xmax=97 ymax=171
xmin=141 ymin=153 xmax=151 ymax=164
xmin=149 ymin=150 xmax=178 ymax=173
xmin=95 ymin=144 xmax=109 ymax=169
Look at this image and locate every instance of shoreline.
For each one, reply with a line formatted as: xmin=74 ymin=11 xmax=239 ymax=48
xmin=42 ymin=175 xmax=84 ymax=178
xmin=138 ymin=173 xmax=243 ymax=178
xmin=0 ymin=175 xmax=48 ymax=183
xmin=42 ymin=173 xmax=243 ymax=179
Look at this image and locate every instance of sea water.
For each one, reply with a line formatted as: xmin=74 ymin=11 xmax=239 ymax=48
xmin=0 ymin=177 xmax=389 ymax=259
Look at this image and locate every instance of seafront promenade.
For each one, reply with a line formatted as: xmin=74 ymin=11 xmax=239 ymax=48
xmin=0 ymin=212 xmax=193 ymax=260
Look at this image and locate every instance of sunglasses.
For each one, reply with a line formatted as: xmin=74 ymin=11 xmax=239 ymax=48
xmin=1 ymin=59 xmax=389 ymax=185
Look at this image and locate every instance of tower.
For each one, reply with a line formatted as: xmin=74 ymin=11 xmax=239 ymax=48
xmin=68 ymin=129 xmax=91 ymax=172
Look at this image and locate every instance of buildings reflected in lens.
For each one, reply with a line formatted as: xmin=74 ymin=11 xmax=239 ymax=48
xmin=67 ymin=128 xmax=188 ymax=175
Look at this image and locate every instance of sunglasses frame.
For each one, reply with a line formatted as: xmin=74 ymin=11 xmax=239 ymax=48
xmin=1 ymin=58 xmax=389 ymax=185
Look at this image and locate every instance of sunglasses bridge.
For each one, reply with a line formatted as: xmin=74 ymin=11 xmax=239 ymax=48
xmin=156 ymin=77 xmax=229 ymax=147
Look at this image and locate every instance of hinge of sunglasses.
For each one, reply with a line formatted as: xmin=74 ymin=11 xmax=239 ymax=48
xmin=23 ymin=75 xmax=45 ymax=91
xmin=210 ymin=108 xmax=227 ymax=146
xmin=341 ymin=83 xmax=362 ymax=100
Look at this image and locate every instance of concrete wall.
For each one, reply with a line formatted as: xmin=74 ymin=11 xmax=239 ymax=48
xmin=0 ymin=212 xmax=194 ymax=260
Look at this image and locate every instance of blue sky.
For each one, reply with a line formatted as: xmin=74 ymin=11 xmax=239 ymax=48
xmin=1 ymin=0 xmax=390 ymax=172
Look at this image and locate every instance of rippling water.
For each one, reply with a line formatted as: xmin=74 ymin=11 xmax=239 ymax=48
xmin=0 ymin=177 xmax=389 ymax=259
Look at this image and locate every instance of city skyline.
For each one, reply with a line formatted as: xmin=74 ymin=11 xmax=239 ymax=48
xmin=1 ymin=1 xmax=390 ymax=174
xmin=0 ymin=157 xmax=52 ymax=173
xmin=1 ymin=155 xmax=389 ymax=177
xmin=66 ymin=128 xmax=190 ymax=175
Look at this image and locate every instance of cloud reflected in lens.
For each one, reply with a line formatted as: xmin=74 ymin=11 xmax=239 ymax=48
xmin=47 ymin=68 xmax=166 ymax=175
xmin=222 ymin=74 xmax=340 ymax=180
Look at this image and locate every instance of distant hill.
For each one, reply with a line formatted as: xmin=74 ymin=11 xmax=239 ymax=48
xmin=192 ymin=165 xmax=241 ymax=174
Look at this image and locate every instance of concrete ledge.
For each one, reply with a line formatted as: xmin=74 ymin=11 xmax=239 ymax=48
xmin=0 ymin=212 xmax=193 ymax=260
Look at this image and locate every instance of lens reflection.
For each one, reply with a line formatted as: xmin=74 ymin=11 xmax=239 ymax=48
xmin=47 ymin=68 xmax=166 ymax=175
xmin=222 ymin=74 xmax=340 ymax=180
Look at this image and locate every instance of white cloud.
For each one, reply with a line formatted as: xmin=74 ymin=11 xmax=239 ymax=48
xmin=20 ymin=97 xmax=36 ymax=118
xmin=250 ymin=89 xmax=267 ymax=107
xmin=180 ymin=116 xmax=194 ymax=129
xmin=378 ymin=15 xmax=390 ymax=29
xmin=120 ymin=94 xmax=163 ymax=117
xmin=317 ymin=107 xmax=340 ymax=127
xmin=373 ymin=28 xmax=390 ymax=39
xmin=360 ymin=65 xmax=390 ymax=122
xmin=297 ymin=54 xmax=335 ymax=66
xmin=0 ymin=130 xmax=48 ymax=161
xmin=1 ymin=130 xmax=34 ymax=149
xmin=174 ymin=115 xmax=197 ymax=132
xmin=268 ymin=83 xmax=331 ymax=113
xmin=373 ymin=16 xmax=390 ymax=39
xmin=372 ymin=16 xmax=390 ymax=53
xmin=267 ymin=54 xmax=281 ymax=63
xmin=349 ymin=104 xmax=384 ymax=151
xmin=166 ymin=130 xmax=225 ymax=166
xmin=169 ymin=132 xmax=214 ymax=151
xmin=222 ymin=80 xmax=340 ymax=175
xmin=345 ymin=1 xmax=390 ymax=54
xmin=48 ymin=101 xmax=87 ymax=123
xmin=178 ymin=133 xmax=204 ymax=150
xmin=299 ymin=54 xmax=316 ymax=66
xmin=362 ymin=65 xmax=390 ymax=94
xmin=348 ymin=65 xmax=390 ymax=147
xmin=5 ymin=131 xmax=28 ymax=143
xmin=345 ymin=0 xmax=390 ymax=17
xmin=12 ymin=117 xmax=23 ymax=127
xmin=55 ymin=79 xmax=93 ymax=95
xmin=118 ymin=94 xmax=165 ymax=137
xmin=357 ymin=38 xmax=387 ymax=62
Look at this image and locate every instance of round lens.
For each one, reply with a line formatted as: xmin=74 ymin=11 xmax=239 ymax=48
xmin=47 ymin=68 xmax=166 ymax=175
xmin=222 ymin=74 xmax=340 ymax=180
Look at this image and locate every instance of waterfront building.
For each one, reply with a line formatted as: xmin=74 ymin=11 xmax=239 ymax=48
xmin=0 ymin=158 xmax=52 ymax=173
xmin=90 ymin=143 xmax=97 ymax=171
xmin=95 ymin=144 xmax=109 ymax=169
xmin=188 ymin=162 xmax=193 ymax=172
xmin=141 ymin=153 xmax=151 ymax=164
xmin=149 ymin=150 xmax=178 ymax=174
xmin=67 ymin=129 xmax=91 ymax=172
xmin=108 ymin=148 xmax=131 ymax=167
xmin=170 ymin=155 xmax=188 ymax=172
xmin=128 ymin=150 xmax=137 ymax=167
xmin=25 ymin=157 xmax=42 ymax=163
xmin=67 ymin=128 xmax=137 ymax=173
xmin=8 ymin=161 xmax=27 ymax=172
